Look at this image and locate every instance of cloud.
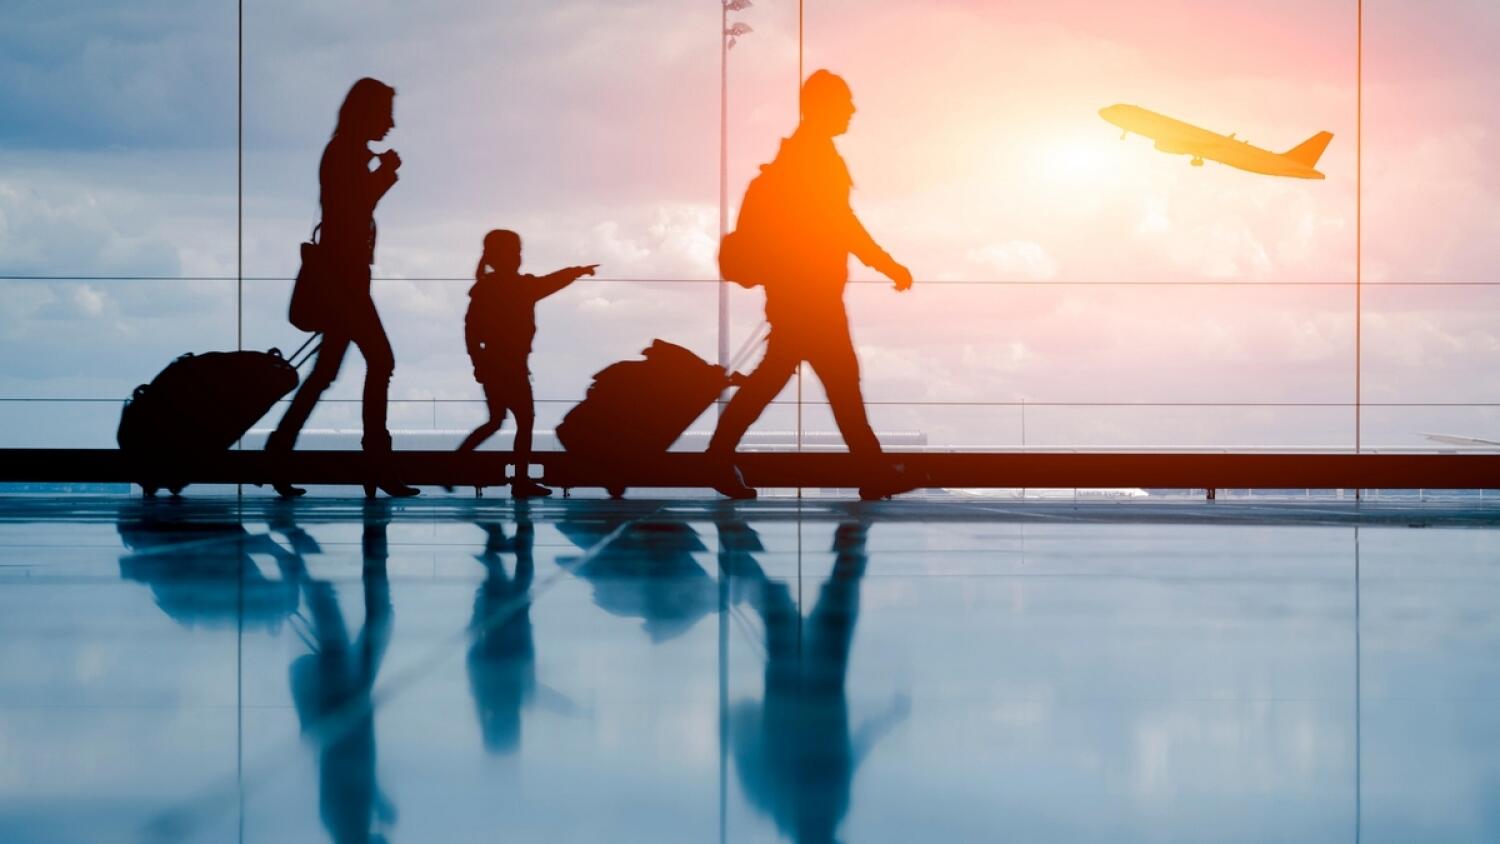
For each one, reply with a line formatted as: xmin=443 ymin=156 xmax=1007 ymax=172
xmin=34 ymin=283 xmax=105 ymax=320
xmin=0 ymin=1 xmax=236 ymax=149
xmin=0 ymin=180 xmax=181 ymax=278
xmin=587 ymin=221 xmax=651 ymax=267
xmin=967 ymin=241 xmax=1059 ymax=281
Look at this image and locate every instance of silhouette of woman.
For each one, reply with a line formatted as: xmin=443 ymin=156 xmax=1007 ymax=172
xmin=268 ymin=78 xmax=418 ymax=499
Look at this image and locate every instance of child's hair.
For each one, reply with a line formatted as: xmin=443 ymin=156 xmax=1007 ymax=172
xmin=476 ymin=229 xmax=522 ymax=280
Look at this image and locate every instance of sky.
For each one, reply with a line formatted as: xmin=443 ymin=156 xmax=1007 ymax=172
xmin=2 ymin=0 xmax=1499 ymax=449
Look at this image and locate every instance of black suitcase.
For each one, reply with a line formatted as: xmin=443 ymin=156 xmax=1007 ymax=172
xmin=118 ymin=336 xmax=318 ymax=495
xmin=557 ymin=339 xmax=736 ymax=495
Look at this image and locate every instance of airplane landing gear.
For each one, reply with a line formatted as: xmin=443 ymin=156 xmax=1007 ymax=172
xmin=1190 ymin=156 xmax=1204 ymax=167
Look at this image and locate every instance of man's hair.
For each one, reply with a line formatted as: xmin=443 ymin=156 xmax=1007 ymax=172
xmin=800 ymin=70 xmax=852 ymax=119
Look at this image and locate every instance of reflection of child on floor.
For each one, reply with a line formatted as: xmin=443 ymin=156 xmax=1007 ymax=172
xmin=456 ymin=229 xmax=597 ymax=498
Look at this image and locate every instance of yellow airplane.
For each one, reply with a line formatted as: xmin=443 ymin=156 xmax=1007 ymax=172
xmin=1099 ymin=104 xmax=1332 ymax=179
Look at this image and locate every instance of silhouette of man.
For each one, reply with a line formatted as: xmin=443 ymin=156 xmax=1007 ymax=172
xmin=268 ymin=78 xmax=417 ymax=500
xmin=727 ymin=519 xmax=909 ymax=844
xmin=710 ymin=70 xmax=914 ymax=501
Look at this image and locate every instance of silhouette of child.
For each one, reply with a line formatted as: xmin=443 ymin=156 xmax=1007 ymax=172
xmin=455 ymin=229 xmax=597 ymax=498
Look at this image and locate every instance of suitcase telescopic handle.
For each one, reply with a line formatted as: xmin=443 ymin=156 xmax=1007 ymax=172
xmin=728 ymin=320 xmax=769 ymax=375
xmin=288 ymin=333 xmax=323 ymax=370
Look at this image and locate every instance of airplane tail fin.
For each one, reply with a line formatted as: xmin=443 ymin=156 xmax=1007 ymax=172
xmin=1283 ymin=131 xmax=1333 ymax=168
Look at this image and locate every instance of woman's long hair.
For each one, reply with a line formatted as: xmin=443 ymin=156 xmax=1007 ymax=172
xmin=333 ymin=77 xmax=396 ymax=140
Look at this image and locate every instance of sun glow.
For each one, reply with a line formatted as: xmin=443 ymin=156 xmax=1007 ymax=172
xmin=1037 ymin=134 xmax=1117 ymax=189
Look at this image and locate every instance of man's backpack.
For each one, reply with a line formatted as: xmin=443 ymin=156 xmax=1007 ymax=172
xmin=718 ymin=161 xmax=789 ymax=289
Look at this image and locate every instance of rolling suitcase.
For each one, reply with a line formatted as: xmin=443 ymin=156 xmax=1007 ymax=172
xmin=117 ymin=335 xmax=320 ymax=496
xmin=557 ymin=336 xmax=758 ymax=497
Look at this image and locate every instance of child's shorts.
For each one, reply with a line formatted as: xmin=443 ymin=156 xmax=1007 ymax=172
xmin=479 ymin=366 xmax=533 ymax=414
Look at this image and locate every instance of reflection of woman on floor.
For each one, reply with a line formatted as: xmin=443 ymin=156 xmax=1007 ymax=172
xmin=289 ymin=504 xmax=397 ymax=844
xmin=728 ymin=520 xmax=909 ymax=844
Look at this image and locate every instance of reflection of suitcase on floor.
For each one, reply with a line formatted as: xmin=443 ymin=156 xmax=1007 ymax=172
xmin=557 ymin=339 xmax=736 ymax=496
xmin=118 ymin=336 xmax=319 ymax=496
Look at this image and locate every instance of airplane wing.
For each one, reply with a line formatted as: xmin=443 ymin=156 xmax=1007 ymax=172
xmin=1424 ymin=432 xmax=1500 ymax=447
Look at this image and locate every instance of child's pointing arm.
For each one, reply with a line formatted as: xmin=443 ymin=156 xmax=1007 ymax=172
xmin=532 ymin=264 xmax=599 ymax=299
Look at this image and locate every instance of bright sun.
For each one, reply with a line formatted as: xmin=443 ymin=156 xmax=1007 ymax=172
xmin=1038 ymin=136 xmax=1114 ymax=187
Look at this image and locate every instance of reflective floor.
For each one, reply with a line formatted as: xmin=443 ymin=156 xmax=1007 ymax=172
xmin=2 ymin=496 xmax=1499 ymax=843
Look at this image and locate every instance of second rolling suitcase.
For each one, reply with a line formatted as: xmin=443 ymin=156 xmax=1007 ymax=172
xmin=556 ymin=339 xmax=738 ymax=496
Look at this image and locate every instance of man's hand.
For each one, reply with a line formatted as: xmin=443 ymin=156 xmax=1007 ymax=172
xmin=574 ymin=264 xmax=599 ymax=278
xmin=887 ymin=262 xmax=913 ymax=292
xmin=377 ymin=149 xmax=402 ymax=171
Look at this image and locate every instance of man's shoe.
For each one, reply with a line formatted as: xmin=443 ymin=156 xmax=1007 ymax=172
xmin=711 ymin=463 xmax=757 ymax=500
xmin=858 ymin=463 xmax=921 ymax=502
xmin=511 ymin=480 xmax=553 ymax=500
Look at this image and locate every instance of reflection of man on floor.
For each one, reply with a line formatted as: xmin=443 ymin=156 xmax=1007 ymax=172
xmin=711 ymin=69 xmax=914 ymax=502
xmin=289 ymin=503 xmax=397 ymax=844
xmin=728 ymin=520 xmax=909 ymax=844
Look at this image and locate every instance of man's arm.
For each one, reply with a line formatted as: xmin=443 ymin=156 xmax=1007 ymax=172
xmin=531 ymin=264 xmax=599 ymax=299
xmin=851 ymin=692 xmax=912 ymax=768
xmin=849 ymin=215 xmax=913 ymax=291
xmin=849 ymin=216 xmax=894 ymax=274
xmin=834 ymin=151 xmax=911 ymax=290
